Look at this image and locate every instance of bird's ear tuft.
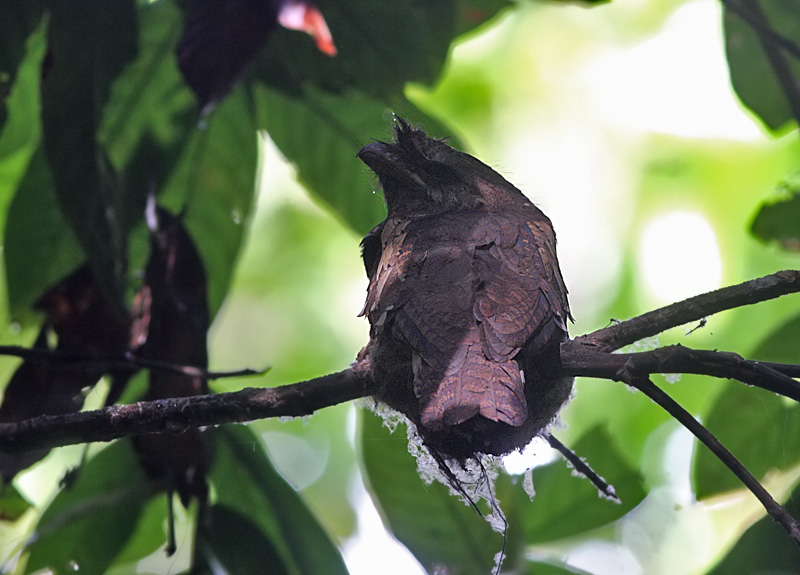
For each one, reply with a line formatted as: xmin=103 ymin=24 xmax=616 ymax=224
xmin=391 ymin=115 xmax=413 ymax=138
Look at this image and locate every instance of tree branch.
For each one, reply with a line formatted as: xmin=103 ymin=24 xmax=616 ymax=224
xmin=564 ymin=344 xmax=800 ymax=401
xmin=1 ymin=271 xmax=799 ymax=454
xmin=1 ymin=271 xmax=799 ymax=543
xmin=0 ymin=361 xmax=375 ymax=453
xmin=577 ymin=270 xmax=800 ymax=351
xmin=621 ymin=373 xmax=800 ymax=545
xmin=0 ymin=345 xmax=268 ymax=380
xmin=546 ymin=432 xmax=620 ymax=503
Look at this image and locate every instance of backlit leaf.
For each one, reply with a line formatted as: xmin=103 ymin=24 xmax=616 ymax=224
xmin=209 ymin=425 xmax=349 ymax=575
xmin=360 ymin=409 xmax=502 ymax=575
xmin=694 ymin=314 xmax=800 ymax=498
xmin=723 ymin=1 xmax=800 ymax=131
xmin=25 ymin=441 xmax=152 ymax=574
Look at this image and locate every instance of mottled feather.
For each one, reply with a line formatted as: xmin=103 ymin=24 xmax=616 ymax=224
xmin=358 ymin=119 xmax=571 ymax=457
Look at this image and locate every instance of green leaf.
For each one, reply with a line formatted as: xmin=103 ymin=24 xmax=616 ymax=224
xmin=524 ymin=425 xmax=647 ymax=543
xmin=252 ymin=84 xmax=385 ymax=234
xmin=0 ymin=0 xmax=44 ymax=131
xmin=0 ymin=480 xmax=32 ymax=521
xmin=96 ymin=0 xmax=258 ymax=317
xmin=750 ymin=187 xmax=800 ymax=250
xmin=694 ymin=314 xmax=800 ymax=498
xmin=25 ymin=440 xmax=152 ymax=574
xmin=525 ymin=560 xmax=593 ymax=575
xmin=156 ymin=87 xmax=259 ymax=317
xmin=209 ymin=425 xmax=349 ymax=575
xmin=359 ymin=409 xmax=502 ymax=575
xmin=109 ymin=494 xmax=174 ymax=568
xmin=248 ymin=0 xmax=504 ymax=234
xmin=99 ymin=0 xmax=197 ymax=230
xmin=40 ymin=0 xmax=139 ymax=305
xmin=708 ymin=482 xmax=800 ymax=574
xmin=4 ymin=147 xmax=84 ymax=320
xmin=195 ymin=505 xmax=290 ymax=575
xmin=0 ymin=17 xmax=46 ymax=249
xmin=723 ymin=1 xmax=800 ymax=131
xmin=253 ymin=83 xmax=456 ymax=234
xmin=259 ymin=1 xmax=456 ymax=99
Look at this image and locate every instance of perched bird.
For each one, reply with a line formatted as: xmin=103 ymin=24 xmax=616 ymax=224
xmin=358 ymin=119 xmax=572 ymax=460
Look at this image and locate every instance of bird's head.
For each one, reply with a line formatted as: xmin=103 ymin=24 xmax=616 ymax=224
xmin=358 ymin=118 xmax=528 ymax=216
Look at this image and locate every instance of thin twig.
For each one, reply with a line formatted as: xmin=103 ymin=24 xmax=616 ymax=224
xmin=622 ymin=373 xmax=800 ymax=545
xmin=563 ymin=344 xmax=800 ymax=402
xmin=545 ymin=433 xmax=620 ymax=503
xmin=0 ymin=345 xmax=267 ymax=380
xmin=578 ymin=270 xmax=800 ymax=351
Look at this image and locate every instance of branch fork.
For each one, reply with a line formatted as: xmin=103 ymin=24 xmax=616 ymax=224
xmin=1 ymin=270 xmax=800 ymax=544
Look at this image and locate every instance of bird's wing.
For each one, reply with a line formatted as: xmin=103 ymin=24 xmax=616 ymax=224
xmin=363 ymin=212 xmax=569 ymax=430
xmin=472 ymin=212 xmax=570 ymax=365
xmin=360 ymin=222 xmax=384 ymax=284
xmin=364 ymin=216 xmax=476 ymax=368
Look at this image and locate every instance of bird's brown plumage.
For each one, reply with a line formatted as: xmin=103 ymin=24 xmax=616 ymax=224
xmin=359 ymin=119 xmax=572 ymax=459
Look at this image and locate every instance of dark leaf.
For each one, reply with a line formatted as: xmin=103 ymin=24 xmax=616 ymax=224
xmin=3 ymin=153 xmax=84 ymax=323
xmin=694 ymin=313 xmax=800 ymax=498
xmin=524 ymin=425 xmax=646 ymax=543
xmin=0 ymin=480 xmax=32 ymax=521
xmin=723 ymin=1 xmax=800 ymax=131
xmin=36 ymin=265 xmax=131 ymax=358
xmin=750 ymin=187 xmax=800 ymax=250
xmin=138 ymin=206 xmax=209 ymax=375
xmin=133 ymin=207 xmax=210 ymax=507
xmin=456 ymin=0 xmax=513 ymax=36
xmin=177 ymin=0 xmax=339 ymax=111
xmin=1 ymin=267 xmax=131 ymax=480
xmin=25 ymin=440 xmax=151 ymax=574
xmin=0 ymin=329 xmax=53 ymax=481
xmin=694 ymin=382 xmax=800 ymax=498
xmin=195 ymin=505 xmax=290 ymax=575
xmin=156 ymin=86 xmax=260 ymax=317
xmin=177 ymin=0 xmax=279 ymax=110
xmin=257 ymin=0 xmax=508 ymax=99
xmin=0 ymin=327 xmax=55 ymax=421
xmin=0 ymin=9 xmax=45 ymax=201
xmin=0 ymin=0 xmax=44 ymax=130
xmin=40 ymin=0 xmax=138 ymax=305
xmin=708 ymin=481 xmax=800 ymax=574
xmin=99 ymin=0 xmax=198 ymax=233
xmin=359 ymin=409 xmax=501 ymax=575
xmin=209 ymin=425 xmax=349 ymax=575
